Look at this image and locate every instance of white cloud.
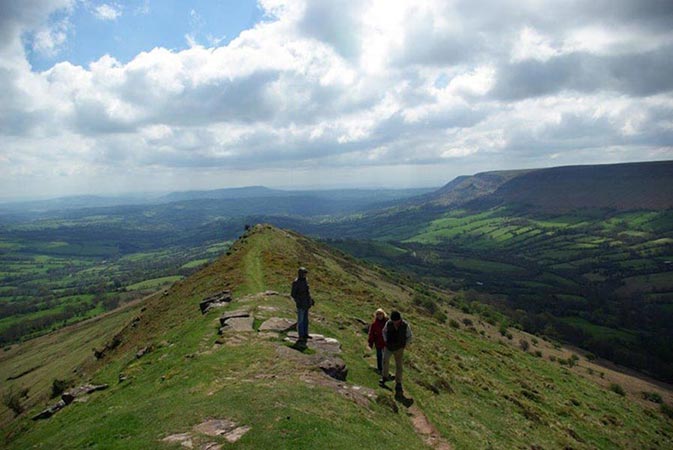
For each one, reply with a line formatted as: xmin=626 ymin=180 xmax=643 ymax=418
xmin=32 ymin=17 xmax=70 ymax=56
xmin=1 ymin=0 xmax=672 ymax=198
xmin=93 ymin=4 xmax=122 ymax=21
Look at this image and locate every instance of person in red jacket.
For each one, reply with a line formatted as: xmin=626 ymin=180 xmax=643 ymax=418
xmin=368 ymin=308 xmax=388 ymax=374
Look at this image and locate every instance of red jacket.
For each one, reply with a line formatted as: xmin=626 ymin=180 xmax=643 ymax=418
xmin=368 ymin=318 xmax=387 ymax=350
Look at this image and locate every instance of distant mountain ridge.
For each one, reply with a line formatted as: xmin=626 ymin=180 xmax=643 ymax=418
xmin=422 ymin=169 xmax=529 ymax=207
xmin=491 ymin=160 xmax=673 ymax=211
xmin=418 ymin=160 xmax=673 ymax=212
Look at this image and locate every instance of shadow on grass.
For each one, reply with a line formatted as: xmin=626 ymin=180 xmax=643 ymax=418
xmin=395 ymin=391 xmax=414 ymax=408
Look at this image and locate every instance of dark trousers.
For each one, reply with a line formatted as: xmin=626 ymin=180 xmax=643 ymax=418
xmin=376 ymin=348 xmax=383 ymax=372
xmin=297 ymin=308 xmax=309 ymax=338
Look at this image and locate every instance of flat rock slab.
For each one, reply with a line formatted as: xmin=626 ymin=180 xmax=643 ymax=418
xmin=286 ymin=332 xmax=341 ymax=353
xmin=200 ymin=290 xmax=232 ymax=314
xmin=162 ymin=433 xmax=193 ymax=448
xmin=257 ymin=305 xmax=279 ymax=312
xmin=193 ymin=419 xmax=238 ymax=436
xmin=259 ymin=317 xmax=296 ymax=332
xmin=193 ymin=419 xmax=250 ymax=443
xmin=219 ymin=309 xmax=251 ymax=326
xmin=219 ymin=316 xmax=254 ymax=333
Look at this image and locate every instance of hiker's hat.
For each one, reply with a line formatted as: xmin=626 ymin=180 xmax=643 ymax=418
xmin=298 ymin=266 xmax=308 ymax=273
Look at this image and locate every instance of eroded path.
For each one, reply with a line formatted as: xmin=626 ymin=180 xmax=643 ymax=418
xmin=406 ymin=403 xmax=453 ymax=450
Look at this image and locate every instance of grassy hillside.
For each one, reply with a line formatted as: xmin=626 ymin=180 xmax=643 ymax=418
xmin=2 ymin=225 xmax=672 ymax=449
xmin=328 ymin=206 xmax=673 ymax=381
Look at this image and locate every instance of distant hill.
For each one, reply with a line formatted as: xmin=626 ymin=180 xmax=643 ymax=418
xmin=417 ymin=160 xmax=673 ymax=212
xmin=2 ymin=225 xmax=672 ymax=449
xmin=490 ymin=161 xmax=673 ymax=212
xmin=159 ymin=186 xmax=281 ymax=202
xmin=422 ymin=170 xmax=528 ymax=207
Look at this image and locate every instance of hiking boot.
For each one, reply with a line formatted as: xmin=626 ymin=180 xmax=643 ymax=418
xmin=379 ymin=378 xmax=387 ymax=388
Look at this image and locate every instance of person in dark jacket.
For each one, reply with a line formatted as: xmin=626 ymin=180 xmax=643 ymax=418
xmin=379 ymin=310 xmax=413 ymax=394
xmin=368 ymin=308 xmax=388 ymax=374
xmin=291 ymin=267 xmax=313 ymax=342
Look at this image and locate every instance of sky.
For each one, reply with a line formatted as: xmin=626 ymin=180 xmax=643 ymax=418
xmin=1 ymin=0 xmax=672 ymax=200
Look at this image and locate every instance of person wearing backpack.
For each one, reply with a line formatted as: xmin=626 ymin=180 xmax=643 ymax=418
xmin=368 ymin=308 xmax=388 ymax=374
xmin=379 ymin=310 xmax=413 ymax=394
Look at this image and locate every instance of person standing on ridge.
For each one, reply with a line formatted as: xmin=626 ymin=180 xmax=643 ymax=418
xmin=368 ymin=308 xmax=388 ymax=374
xmin=291 ymin=267 xmax=314 ymax=343
xmin=380 ymin=310 xmax=412 ymax=395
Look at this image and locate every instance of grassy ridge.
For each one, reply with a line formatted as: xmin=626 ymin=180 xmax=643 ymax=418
xmin=1 ymin=225 xmax=672 ymax=448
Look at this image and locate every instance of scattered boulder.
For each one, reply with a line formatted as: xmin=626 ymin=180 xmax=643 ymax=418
xmin=218 ymin=310 xmax=250 ymax=327
xmin=33 ymin=384 xmax=108 ymax=420
xmin=62 ymin=384 xmax=108 ymax=403
xmin=32 ymin=400 xmax=66 ymax=420
xmin=93 ymin=334 xmax=122 ymax=359
xmin=264 ymin=290 xmax=279 ymax=296
xmin=259 ymin=317 xmax=296 ymax=332
xmin=199 ymin=290 xmax=232 ymax=314
xmin=136 ymin=346 xmax=151 ymax=359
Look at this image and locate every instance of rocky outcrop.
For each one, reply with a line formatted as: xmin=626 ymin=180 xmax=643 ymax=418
xmin=33 ymin=384 xmax=108 ymax=420
xmin=317 ymin=356 xmax=348 ymax=381
xmin=199 ymin=290 xmax=232 ymax=314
